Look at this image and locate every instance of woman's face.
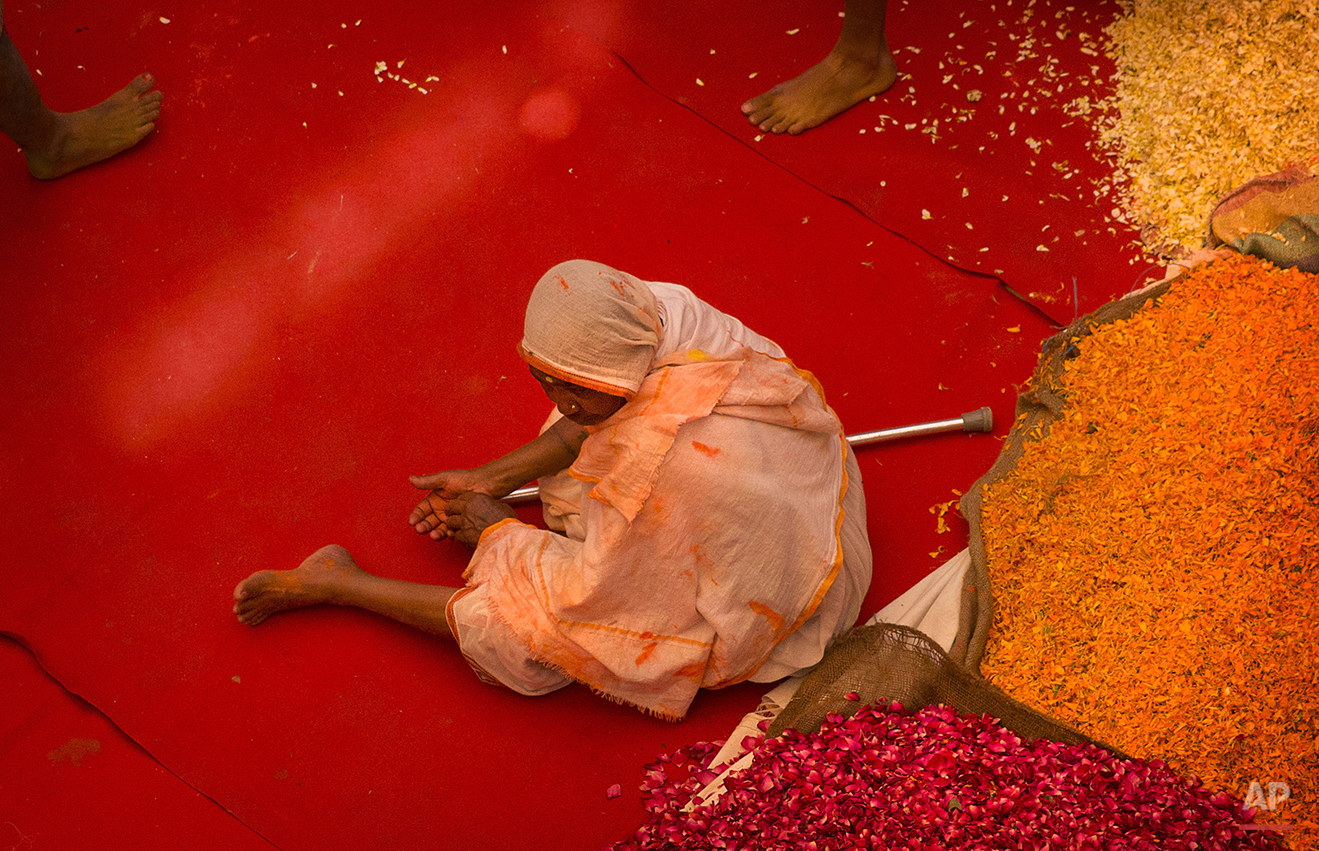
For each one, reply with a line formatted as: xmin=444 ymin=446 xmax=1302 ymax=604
xmin=529 ymin=366 xmax=627 ymax=426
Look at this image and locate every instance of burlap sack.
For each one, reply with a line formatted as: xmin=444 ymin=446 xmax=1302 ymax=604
xmin=766 ymin=622 xmax=1125 ymax=757
xmin=769 ymin=282 xmax=1173 ymax=754
xmin=1205 ymin=154 xmax=1319 ymax=273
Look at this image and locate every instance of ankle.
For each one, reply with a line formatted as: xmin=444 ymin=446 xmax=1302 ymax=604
xmin=828 ymin=41 xmax=892 ymax=70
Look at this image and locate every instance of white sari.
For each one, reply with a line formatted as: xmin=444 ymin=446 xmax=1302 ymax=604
xmin=445 ymin=262 xmax=872 ymax=719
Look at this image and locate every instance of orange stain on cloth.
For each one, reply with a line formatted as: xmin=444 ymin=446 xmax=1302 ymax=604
xmin=747 ymin=601 xmax=786 ymax=633
xmin=978 ymin=254 xmax=1318 ymax=846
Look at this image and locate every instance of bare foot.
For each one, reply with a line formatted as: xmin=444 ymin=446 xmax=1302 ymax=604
xmin=741 ymin=49 xmax=897 ymax=135
xmin=24 ymin=73 xmax=162 ymax=179
xmin=233 ymin=544 xmax=365 ymax=627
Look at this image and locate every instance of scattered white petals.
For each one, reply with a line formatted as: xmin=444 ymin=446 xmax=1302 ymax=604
xmin=696 ymin=78 xmax=704 ymax=86
xmin=786 ymin=28 xmax=800 ymax=35
xmin=502 ymin=45 xmax=508 ymax=54
xmin=160 ymin=16 xmax=170 ymax=24
xmin=749 ymin=71 xmax=758 ymax=79
xmin=922 ymin=209 xmax=933 ymax=219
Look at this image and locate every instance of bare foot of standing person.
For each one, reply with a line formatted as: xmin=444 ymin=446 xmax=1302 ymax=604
xmin=741 ymin=0 xmax=896 ymax=136
xmin=1 ymin=7 xmax=162 ymax=179
xmin=22 ymin=73 xmax=162 ymax=179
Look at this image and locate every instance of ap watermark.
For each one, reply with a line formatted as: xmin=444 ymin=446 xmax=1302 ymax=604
xmin=1239 ymin=781 xmax=1293 ymax=833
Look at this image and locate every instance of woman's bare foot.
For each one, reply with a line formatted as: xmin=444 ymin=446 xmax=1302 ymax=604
xmin=24 ymin=73 xmax=162 ymax=179
xmin=741 ymin=48 xmax=897 ymax=135
xmin=233 ymin=544 xmax=365 ymax=627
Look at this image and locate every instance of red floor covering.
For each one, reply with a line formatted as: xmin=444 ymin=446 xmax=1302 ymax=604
xmin=571 ymin=0 xmax=1155 ymax=323
xmin=0 ymin=634 xmax=278 ymax=850
xmin=0 ymin=1 xmax=1090 ymax=848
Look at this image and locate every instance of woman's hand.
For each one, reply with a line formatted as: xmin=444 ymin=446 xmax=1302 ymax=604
xmin=439 ymin=492 xmax=518 ymax=547
xmin=408 ymin=469 xmax=489 ymax=539
xmin=408 ymin=416 xmax=588 ymax=539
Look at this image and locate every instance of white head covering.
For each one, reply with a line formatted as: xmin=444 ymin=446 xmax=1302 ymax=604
xmin=518 ymin=260 xmax=661 ymax=399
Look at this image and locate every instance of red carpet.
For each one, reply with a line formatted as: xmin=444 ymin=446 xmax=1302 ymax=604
xmin=1 ymin=1 xmax=1081 ymax=848
xmin=0 ymin=634 xmax=278 ymax=850
xmin=570 ymin=0 xmax=1153 ymax=322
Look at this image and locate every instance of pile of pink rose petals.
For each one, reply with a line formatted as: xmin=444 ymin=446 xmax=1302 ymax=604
xmin=606 ymin=702 xmax=1272 ymax=851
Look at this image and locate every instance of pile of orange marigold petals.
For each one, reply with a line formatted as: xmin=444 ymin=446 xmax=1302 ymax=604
xmin=979 ymin=254 xmax=1317 ymax=847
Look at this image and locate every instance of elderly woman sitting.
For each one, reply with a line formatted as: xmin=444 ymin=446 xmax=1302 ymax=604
xmin=234 ymin=260 xmax=872 ymax=719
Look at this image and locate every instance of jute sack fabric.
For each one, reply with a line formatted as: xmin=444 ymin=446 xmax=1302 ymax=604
xmin=764 ymin=282 xmax=1174 ymax=751
xmin=765 ymin=623 xmax=1123 ymax=757
xmin=1206 ymin=154 xmax=1319 ymax=274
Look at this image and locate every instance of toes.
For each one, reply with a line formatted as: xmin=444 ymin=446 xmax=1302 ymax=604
xmin=237 ymin=608 xmax=267 ymax=627
xmin=128 ymin=73 xmax=156 ymax=96
xmin=742 ymin=94 xmax=782 ymax=126
xmin=234 ymin=594 xmax=274 ymax=626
